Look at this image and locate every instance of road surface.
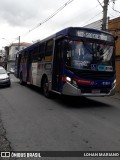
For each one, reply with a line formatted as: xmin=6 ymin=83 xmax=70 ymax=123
xmin=0 ymin=75 xmax=120 ymax=160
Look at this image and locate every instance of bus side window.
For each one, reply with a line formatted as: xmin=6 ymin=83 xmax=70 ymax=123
xmin=64 ymin=41 xmax=71 ymax=66
xmin=39 ymin=43 xmax=45 ymax=61
xmin=45 ymin=39 xmax=54 ymax=62
xmin=21 ymin=54 xmax=23 ymax=63
xmin=30 ymin=50 xmax=34 ymax=63
xmin=21 ymin=52 xmax=25 ymax=63
xmin=24 ymin=51 xmax=28 ymax=63
xmin=32 ymin=46 xmax=39 ymax=63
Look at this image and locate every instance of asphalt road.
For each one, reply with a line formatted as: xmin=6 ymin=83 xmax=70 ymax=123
xmin=0 ymin=75 xmax=120 ymax=160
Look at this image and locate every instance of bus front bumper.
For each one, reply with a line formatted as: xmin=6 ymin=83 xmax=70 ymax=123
xmin=62 ymin=82 xmax=116 ymax=97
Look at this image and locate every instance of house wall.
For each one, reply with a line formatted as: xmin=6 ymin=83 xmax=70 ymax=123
xmin=116 ymin=61 xmax=120 ymax=92
xmin=84 ymin=19 xmax=102 ymax=30
xmin=108 ymin=17 xmax=120 ymax=92
xmin=9 ymin=45 xmax=26 ymax=60
xmin=7 ymin=43 xmax=31 ymax=71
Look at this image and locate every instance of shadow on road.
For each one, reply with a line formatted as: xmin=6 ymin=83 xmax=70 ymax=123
xmin=19 ymin=84 xmax=112 ymax=109
xmin=0 ymin=85 xmax=11 ymax=89
xmin=53 ymin=96 xmax=111 ymax=109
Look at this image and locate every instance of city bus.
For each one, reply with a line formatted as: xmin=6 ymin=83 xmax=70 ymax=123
xmin=15 ymin=27 xmax=116 ymax=98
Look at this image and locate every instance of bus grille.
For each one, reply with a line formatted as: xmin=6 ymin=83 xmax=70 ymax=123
xmin=73 ymin=70 xmax=115 ymax=80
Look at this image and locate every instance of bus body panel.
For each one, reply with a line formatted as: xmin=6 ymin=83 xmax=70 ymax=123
xmin=31 ymin=62 xmax=52 ymax=88
xmin=62 ymin=81 xmax=116 ymax=96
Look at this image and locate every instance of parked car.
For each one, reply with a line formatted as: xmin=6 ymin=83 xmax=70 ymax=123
xmin=0 ymin=66 xmax=11 ymax=87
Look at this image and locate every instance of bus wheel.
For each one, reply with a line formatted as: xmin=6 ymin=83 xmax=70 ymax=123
xmin=43 ymin=77 xmax=51 ymax=98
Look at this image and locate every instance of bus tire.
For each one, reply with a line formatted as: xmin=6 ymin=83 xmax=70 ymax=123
xmin=42 ymin=77 xmax=52 ymax=98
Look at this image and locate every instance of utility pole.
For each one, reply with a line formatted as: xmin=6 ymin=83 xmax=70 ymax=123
xmin=102 ymin=0 xmax=109 ymax=31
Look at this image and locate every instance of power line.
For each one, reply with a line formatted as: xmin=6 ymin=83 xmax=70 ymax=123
xmin=79 ymin=1 xmax=106 ymax=27
xmin=109 ymin=3 xmax=120 ymax=14
xmin=11 ymin=0 xmax=107 ymax=43
xmin=59 ymin=1 xmax=104 ymax=28
xmin=12 ymin=0 xmax=118 ymax=43
xmin=35 ymin=2 xmax=104 ymax=40
xmin=97 ymin=0 xmax=103 ymax=8
xmin=11 ymin=0 xmax=75 ymax=43
xmin=10 ymin=0 xmax=103 ymax=44
xmin=20 ymin=0 xmax=75 ymax=38
xmin=81 ymin=11 xmax=103 ymax=26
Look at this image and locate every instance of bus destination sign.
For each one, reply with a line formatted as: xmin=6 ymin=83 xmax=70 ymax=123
xmin=77 ymin=31 xmax=107 ymax=41
xmin=71 ymin=29 xmax=114 ymax=42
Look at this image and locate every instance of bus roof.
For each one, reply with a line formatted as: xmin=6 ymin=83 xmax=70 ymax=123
xmin=56 ymin=27 xmax=114 ymax=37
xmin=18 ymin=27 xmax=114 ymax=54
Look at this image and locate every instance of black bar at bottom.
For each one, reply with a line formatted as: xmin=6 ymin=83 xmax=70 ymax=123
xmin=1 ymin=151 xmax=120 ymax=158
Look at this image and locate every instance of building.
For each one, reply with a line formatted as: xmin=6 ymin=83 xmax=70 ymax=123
xmin=6 ymin=42 xmax=31 ymax=71
xmin=0 ymin=50 xmax=6 ymax=68
xmin=83 ymin=17 xmax=120 ymax=92
xmin=84 ymin=19 xmax=103 ymax=30
xmin=108 ymin=17 xmax=120 ymax=92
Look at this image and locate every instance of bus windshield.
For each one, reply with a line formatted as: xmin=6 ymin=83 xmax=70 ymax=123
xmin=65 ymin=40 xmax=114 ymax=71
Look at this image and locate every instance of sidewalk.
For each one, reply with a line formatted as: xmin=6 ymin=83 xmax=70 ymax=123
xmin=111 ymin=92 xmax=120 ymax=100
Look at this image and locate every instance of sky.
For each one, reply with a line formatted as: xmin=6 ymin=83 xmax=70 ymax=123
xmin=0 ymin=0 xmax=120 ymax=50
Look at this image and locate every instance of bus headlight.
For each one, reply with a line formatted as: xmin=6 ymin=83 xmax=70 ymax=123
xmin=62 ymin=76 xmax=93 ymax=87
xmin=62 ymin=76 xmax=77 ymax=87
xmin=66 ymin=77 xmax=71 ymax=82
xmin=65 ymin=77 xmax=78 ymax=86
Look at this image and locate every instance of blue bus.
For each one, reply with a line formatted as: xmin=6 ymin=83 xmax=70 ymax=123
xmin=15 ymin=27 xmax=116 ymax=97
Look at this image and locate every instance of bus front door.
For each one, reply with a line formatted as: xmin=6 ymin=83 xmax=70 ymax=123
xmin=52 ymin=40 xmax=63 ymax=92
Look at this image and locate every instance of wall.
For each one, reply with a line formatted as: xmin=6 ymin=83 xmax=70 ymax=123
xmin=9 ymin=45 xmax=26 ymax=60
xmin=84 ymin=19 xmax=102 ymax=30
xmin=7 ymin=43 xmax=31 ymax=71
xmin=116 ymin=61 xmax=120 ymax=92
xmin=108 ymin=17 xmax=120 ymax=92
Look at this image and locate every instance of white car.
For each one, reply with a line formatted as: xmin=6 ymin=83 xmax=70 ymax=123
xmin=0 ymin=66 xmax=11 ymax=87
